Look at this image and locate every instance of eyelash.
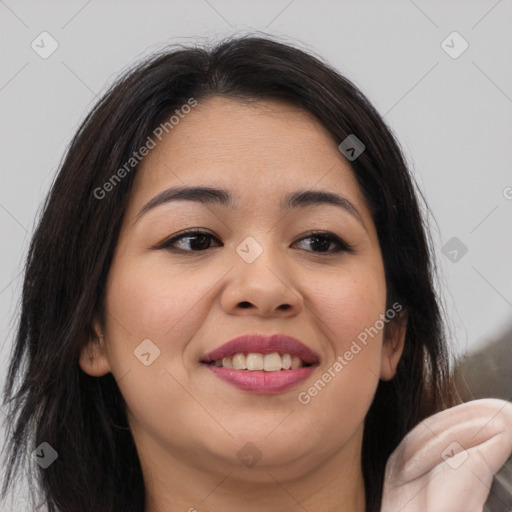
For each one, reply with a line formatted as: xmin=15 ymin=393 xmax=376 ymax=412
xmin=157 ymin=229 xmax=353 ymax=255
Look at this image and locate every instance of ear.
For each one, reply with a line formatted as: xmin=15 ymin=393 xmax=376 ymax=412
xmin=380 ymin=311 xmax=407 ymax=381
xmin=79 ymin=318 xmax=111 ymax=377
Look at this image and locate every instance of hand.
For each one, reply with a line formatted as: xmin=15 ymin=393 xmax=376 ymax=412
xmin=381 ymin=399 xmax=512 ymax=512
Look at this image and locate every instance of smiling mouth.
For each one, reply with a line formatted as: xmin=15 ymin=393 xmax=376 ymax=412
xmin=204 ymin=352 xmax=315 ymax=371
xmin=200 ymin=334 xmax=319 ymax=393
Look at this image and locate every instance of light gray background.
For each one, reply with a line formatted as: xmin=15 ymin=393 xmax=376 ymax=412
xmin=1 ymin=0 xmax=511 ymax=509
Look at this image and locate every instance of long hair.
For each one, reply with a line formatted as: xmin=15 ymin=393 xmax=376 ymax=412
xmin=1 ymin=35 xmax=457 ymax=512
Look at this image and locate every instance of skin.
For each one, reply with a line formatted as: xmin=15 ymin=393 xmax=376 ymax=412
xmin=80 ymin=97 xmax=406 ymax=512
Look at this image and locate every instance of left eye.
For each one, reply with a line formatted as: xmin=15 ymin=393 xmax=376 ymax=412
xmin=293 ymin=232 xmax=352 ymax=254
xmin=158 ymin=230 xmax=352 ymax=254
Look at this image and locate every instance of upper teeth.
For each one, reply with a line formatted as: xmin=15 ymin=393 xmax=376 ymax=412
xmin=213 ymin=352 xmax=303 ymax=371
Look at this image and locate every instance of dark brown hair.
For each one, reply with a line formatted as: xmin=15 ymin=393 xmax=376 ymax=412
xmin=1 ymin=35 xmax=457 ymax=512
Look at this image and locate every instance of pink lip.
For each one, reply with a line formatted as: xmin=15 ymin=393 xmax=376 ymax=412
xmin=206 ymin=366 xmax=316 ymax=394
xmin=201 ymin=334 xmax=319 ymax=395
xmin=201 ymin=333 xmax=319 ymax=365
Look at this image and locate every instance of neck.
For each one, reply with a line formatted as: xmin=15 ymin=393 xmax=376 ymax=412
xmin=139 ymin=427 xmax=366 ymax=512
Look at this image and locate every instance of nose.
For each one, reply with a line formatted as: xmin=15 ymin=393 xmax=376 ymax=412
xmin=220 ymin=244 xmax=303 ymax=318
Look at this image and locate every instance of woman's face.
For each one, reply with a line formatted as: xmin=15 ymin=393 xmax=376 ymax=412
xmin=80 ymin=97 xmax=404 ymax=501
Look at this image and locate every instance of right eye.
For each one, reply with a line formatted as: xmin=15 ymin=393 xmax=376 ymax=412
xmin=158 ymin=230 xmax=222 ymax=253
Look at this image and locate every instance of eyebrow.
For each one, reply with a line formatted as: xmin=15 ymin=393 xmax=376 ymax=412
xmin=136 ymin=185 xmax=365 ymax=227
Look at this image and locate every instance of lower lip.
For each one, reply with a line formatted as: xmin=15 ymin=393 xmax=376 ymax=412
xmin=205 ymin=365 xmax=316 ymax=394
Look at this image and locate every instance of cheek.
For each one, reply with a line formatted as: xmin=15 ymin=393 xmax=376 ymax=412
xmin=297 ymin=352 xmax=380 ymax=457
xmin=296 ymin=261 xmax=386 ymax=432
xmin=100 ymin=251 xmax=232 ymax=395
xmin=310 ymin=259 xmax=387 ymax=356
xmin=103 ymin=253 xmax=219 ymax=342
xmin=100 ymin=255 xmax=219 ymax=446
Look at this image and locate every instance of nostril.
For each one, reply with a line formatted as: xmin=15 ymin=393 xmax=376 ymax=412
xmin=239 ymin=301 xmax=252 ymax=309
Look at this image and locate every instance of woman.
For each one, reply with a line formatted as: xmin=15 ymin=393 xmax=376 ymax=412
xmin=2 ymin=35 xmax=511 ymax=512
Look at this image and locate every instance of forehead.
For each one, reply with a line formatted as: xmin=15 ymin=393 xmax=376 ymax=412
xmin=130 ymin=96 xmax=368 ymax=216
